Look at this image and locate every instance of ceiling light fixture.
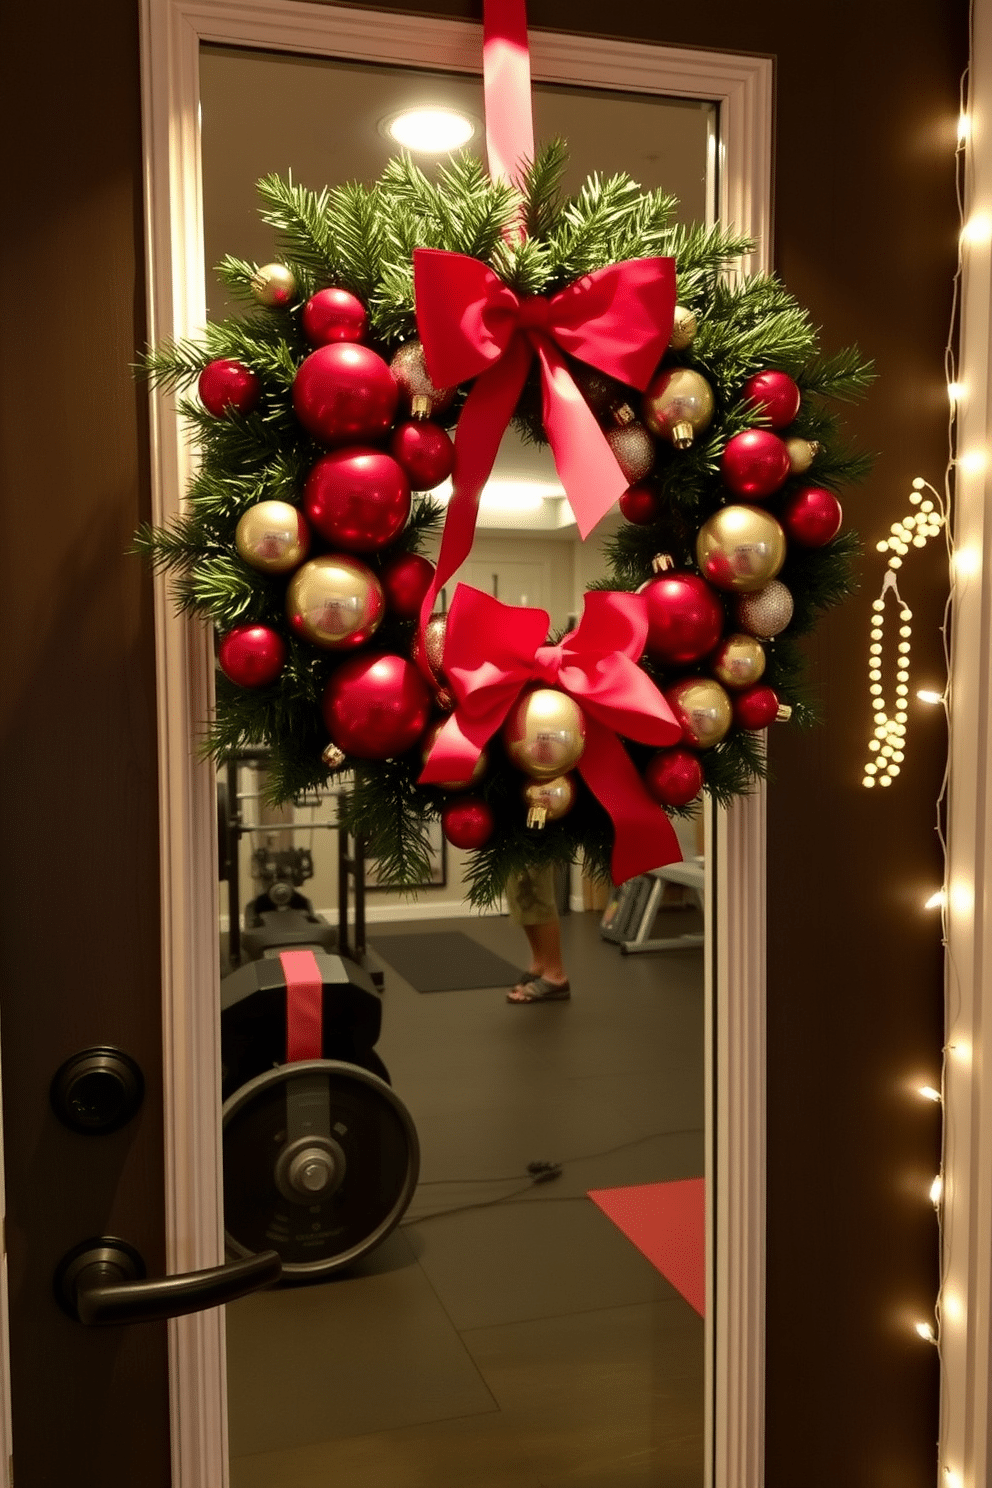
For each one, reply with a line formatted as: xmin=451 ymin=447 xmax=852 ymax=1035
xmin=385 ymin=108 xmax=475 ymax=154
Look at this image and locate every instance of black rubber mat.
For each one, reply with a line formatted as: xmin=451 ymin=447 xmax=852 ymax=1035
xmin=370 ymin=931 xmax=522 ymax=993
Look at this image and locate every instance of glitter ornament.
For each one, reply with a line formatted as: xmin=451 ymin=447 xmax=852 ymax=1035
xmin=301 ymin=287 xmax=368 ymax=346
xmin=643 ymin=747 xmax=704 ymax=807
xmin=710 ymin=633 xmax=767 ymax=689
xmin=249 ymin=263 xmax=297 ymax=308
xmin=642 ymin=367 xmax=715 ymax=449
xmin=412 ymin=612 xmax=448 ymax=688
xmin=606 ymin=418 xmax=655 ymax=484
xmin=292 ymin=343 xmax=398 ymax=446
xmin=322 ymin=652 xmax=432 ymax=759
xmin=733 ymin=580 xmax=794 ymax=639
xmin=303 ymin=448 xmax=411 ymax=552
xmin=235 ymin=500 xmax=310 ymax=574
xmin=198 ymin=359 xmax=261 ymax=418
xmin=721 ymin=428 xmax=791 ymax=501
xmin=696 ymin=506 xmax=787 ymax=593
xmin=286 ymin=555 xmax=385 ymax=650
xmin=741 ymin=369 xmax=801 ymax=429
xmin=390 ymin=340 xmax=456 ymax=418
xmin=503 ymin=688 xmax=586 ymax=780
xmin=665 ymin=677 xmax=733 ymax=748
xmin=218 ymin=625 xmax=287 ymax=688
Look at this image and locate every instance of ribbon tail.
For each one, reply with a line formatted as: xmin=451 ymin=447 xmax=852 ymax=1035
xmin=579 ymin=717 xmax=683 ymax=884
xmin=535 ymin=340 xmax=632 ymax=540
xmin=419 ymin=338 xmax=532 ymax=634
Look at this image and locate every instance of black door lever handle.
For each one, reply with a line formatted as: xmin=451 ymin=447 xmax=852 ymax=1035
xmin=55 ymin=1236 xmax=281 ymax=1325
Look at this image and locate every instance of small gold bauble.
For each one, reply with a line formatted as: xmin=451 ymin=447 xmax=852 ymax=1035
xmin=669 ymin=305 xmax=698 ymax=351
xmin=503 ymin=688 xmax=586 ymax=780
xmin=390 ymin=340 xmax=455 ymax=418
xmin=711 ymin=633 xmax=767 ymax=690
xmin=286 ymin=555 xmax=384 ymax=650
xmin=606 ymin=420 xmax=655 ymax=483
xmin=733 ymin=579 xmax=794 ymax=639
xmin=250 ymin=262 xmax=297 ymax=308
xmin=696 ymin=506 xmax=787 ymax=593
xmin=785 ymin=437 xmax=822 ymax=475
xmin=523 ymin=773 xmax=577 ymax=829
xmin=322 ymin=742 xmax=347 ymax=770
xmin=235 ymin=500 xmax=310 ymax=574
xmin=666 ymin=677 xmax=733 ymax=748
xmin=420 ymin=720 xmax=489 ymax=791
xmin=642 ymin=367 xmax=715 ymax=449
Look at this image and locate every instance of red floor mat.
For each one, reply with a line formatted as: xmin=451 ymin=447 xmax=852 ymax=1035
xmin=588 ymin=1178 xmax=705 ymax=1317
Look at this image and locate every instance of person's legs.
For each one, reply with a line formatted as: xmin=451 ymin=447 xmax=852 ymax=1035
xmin=506 ymin=865 xmax=570 ymax=1002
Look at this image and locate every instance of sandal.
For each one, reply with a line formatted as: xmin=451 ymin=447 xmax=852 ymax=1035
xmin=507 ymin=976 xmax=571 ymax=1003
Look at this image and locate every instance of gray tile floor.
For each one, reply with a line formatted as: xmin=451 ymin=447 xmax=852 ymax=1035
xmin=227 ymin=908 xmax=705 ymax=1487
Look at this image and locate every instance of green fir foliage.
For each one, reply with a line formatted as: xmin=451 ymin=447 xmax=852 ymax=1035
xmin=136 ymin=148 xmax=872 ymax=902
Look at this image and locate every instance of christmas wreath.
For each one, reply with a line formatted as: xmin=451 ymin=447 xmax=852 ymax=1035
xmin=137 ymin=137 xmax=871 ymax=905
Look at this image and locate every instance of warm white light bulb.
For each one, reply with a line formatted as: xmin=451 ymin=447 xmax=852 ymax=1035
xmin=961 ymin=212 xmax=992 ymax=245
xmin=917 ymin=689 xmax=944 ymax=704
xmin=925 ymin=889 xmax=947 ymax=910
xmin=930 ymin=1174 xmax=943 ymax=1205
xmin=919 ymin=1085 xmax=941 ymax=1102
xmin=386 ymin=108 xmax=475 ymax=153
xmin=915 ymin=1321 xmax=937 ymax=1343
xmin=958 ymin=449 xmax=988 ymax=474
xmin=948 ymin=380 xmax=967 ymax=402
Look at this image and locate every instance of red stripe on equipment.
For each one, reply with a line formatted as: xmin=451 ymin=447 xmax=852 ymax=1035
xmin=279 ymin=950 xmax=324 ymax=1063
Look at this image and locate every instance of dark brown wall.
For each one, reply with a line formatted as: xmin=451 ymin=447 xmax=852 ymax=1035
xmin=0 ymin=0 xmax=962 ymax=1482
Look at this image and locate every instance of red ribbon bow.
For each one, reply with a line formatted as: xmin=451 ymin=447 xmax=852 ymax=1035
xmin=419 ymin=585 xmax=684 ymax=883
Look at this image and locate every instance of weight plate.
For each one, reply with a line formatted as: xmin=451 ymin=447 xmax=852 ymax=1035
xmin=222 ymin=1059 xmax=419 ymax=1279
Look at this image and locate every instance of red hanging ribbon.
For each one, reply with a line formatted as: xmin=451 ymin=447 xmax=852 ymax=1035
xmin=280 ymin=950 xmax=324 ymax=1063
xmin=482 ymin=0 xmax=534 ymax=190
xmin=419 ymin=586 xmax=684 ymax=883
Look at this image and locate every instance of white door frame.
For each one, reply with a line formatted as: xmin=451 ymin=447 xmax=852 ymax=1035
xmin=138 ymin=4 xmax=772 ymax=1482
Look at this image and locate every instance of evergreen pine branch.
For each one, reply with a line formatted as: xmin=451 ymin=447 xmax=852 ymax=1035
xmin=255 ymin=172 xmax=340 ymax=283
xmin=214 ymin=255 xmax=261 ymax=301
xmin=798 ymin=346 xmax=876 ymax=401
xmin=521 ymin=138 xmax=569 ymax=240
xmin=324 ymin=181 xmax=389 ymax=300
xmin=338 ymin=757 xmax=436 ymax=886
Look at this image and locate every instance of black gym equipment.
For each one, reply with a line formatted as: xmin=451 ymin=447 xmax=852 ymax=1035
xmin=218 ymin=756 xmax=419 ymax=1281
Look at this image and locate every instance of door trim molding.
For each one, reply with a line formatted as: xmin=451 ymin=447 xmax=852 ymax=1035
xmin=137 ymin=4 xmax=772 ymax=1482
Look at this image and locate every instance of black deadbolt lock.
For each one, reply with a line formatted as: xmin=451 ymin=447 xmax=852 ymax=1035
xmin=50 ymin=1047 xmax=145 ymax=1134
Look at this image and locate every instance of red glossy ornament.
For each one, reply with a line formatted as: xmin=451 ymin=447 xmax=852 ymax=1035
xmin=389 ymin=420 xmax=455 ymax=490
xmin=742 ymin=370 xmax=802 ymax=429
xmin=441 ymin=796 xmax=496 ymax=850
xmin=721 ymin=429 xmax=791 ymax=501
xmin=619 ymin=485 xmax=662 ymax=525
xmin=198 ymin=359 xmax=261 ymax=418
xmin=303 ymin=447 xmax=411 ymax=552
xmin=301 ymin=287 xmax=368 ymax=346
xmin=644 ymin=747 xmax=704 ymax=808
xmin=781 ymin=485 xmax=843 ymax=547
xmin=292 ymin=343 xmax=398 ymax=446
xmin=217 ymin=625 xmax=286 ymax=688
xmin=322 ymin=652 xmax=432 ymax=759
xmin=733 ymin=684 xmax=780 ymax=731
xmin=641 ymin=572 xmax=725 ymax=667
xmin=380 ymin=552 xmax=436 ymax=619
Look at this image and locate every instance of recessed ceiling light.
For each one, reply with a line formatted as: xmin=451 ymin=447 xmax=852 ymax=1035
xmin=384 ymin=108 xmax=475 ymax=154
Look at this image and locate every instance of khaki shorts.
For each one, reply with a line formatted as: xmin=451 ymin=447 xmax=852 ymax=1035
xmin=505 ymin=865 xmax=559 ymax=926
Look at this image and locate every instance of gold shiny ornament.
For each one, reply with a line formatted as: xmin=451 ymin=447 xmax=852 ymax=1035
xmin=666 ymin=677 xmax=733 ymax=749
xmin=249 ymin=262 xmax=297 ymax=308
xmin=390 ymin=340 xmax=455 ymax=419
xmin=642 ymin=367 xmax=715 ymax=449
xmin=668 ymin=305 xmax=698 ymax=351
xmin=711 ymin=633 xmax=767 ymax=690
xmin=523 ymin=773 xmax=577 ymax=829
xmin=321 ymin=742 xmax=347 ymax=770
xmin=696 ymin=506 xmax=787 ymax=593
xmin=285 ymin=555 xmax=385 ymax=650
xmin=503 ymin=688 xmax=586 ymax=781
xmin=415 ymin=612 xmax=448 ymax=685
xmin=420 ymin=720 xmax=489 ymax=791
xmin=606 ymin=420 xmax=655 ymax=483
xmin=235 ymin=500 xmax=310 ymax=574
xmin=785 ymin=437 xmax=822 ymax=475
xmin=733 ymin=579 xmax=794 ymax=639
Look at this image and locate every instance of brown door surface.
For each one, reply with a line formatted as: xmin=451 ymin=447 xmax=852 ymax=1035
xmin=0 ymin=1 xmax=172 ymax=1482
